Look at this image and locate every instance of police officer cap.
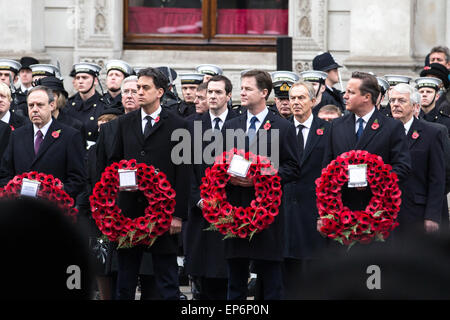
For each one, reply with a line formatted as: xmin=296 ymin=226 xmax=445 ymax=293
xmin=420 ymin=63 xmax=449 ymax=89
xmin=376 ymin=77 xmax=390 ymax=95
xmin=0 ymin=59 xmax=22 ymax=75
xmin=384 ymin=75 xmax=412 ymax=86
xmin=195 ymin=64 xmax=223 ymax=76
xmin=271 ymin=71 xmax=300 ymax=99
xmin=179 ymin=73 xmax=204 ymax=85
xmin=312 ymin=52 xmax=342 ymax=72
xmin=414 ymin=77 xmax=442 ymax=91
xmin=19 ymin=57 xmax=39 ymax=71
xmin=299 ymin=70 xmax=328 ymax=84
xmin=72 ymin=62 xmax=102 ymax=77
xmin=33 ymin=76 xmax=68 ymax=98
xmin=106 ymin=60 xmax=133 ymax=77
xmin=30 ymin=64 xmax=60 ymax=78
xmin=156 ymin=66 xmax=178 ymax=85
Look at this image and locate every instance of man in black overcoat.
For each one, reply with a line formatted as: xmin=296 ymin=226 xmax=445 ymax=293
xmin=282 ymin=81 xmax=330 ymax=298
xmin=108 ymin=68 xmax=190 ymax=300
xmin=221 ymin=70 xmax=300 ymax=300
xmin=0 ymin=86 xmax=85 ymax=200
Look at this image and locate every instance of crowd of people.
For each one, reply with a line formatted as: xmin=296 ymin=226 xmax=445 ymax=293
xmin=0 ymin=44 xmax=449 ymax=300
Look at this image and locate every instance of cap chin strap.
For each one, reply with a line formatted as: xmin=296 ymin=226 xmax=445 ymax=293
xmin=80 ymin=77 xmax=96 ymax=95
xmin=315 ymin=83 xmax=323 ymax=98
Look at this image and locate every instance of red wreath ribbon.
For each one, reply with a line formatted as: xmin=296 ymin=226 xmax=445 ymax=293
xmin=0 ymin=171 xmax=78 ymax=222
xmin=316 ymin=150 xmax=401 ymax=248
xmin=90 ymin=159 xmax=176 ymax=248
xmin=200 ymin=149 xmax=282 ymax=241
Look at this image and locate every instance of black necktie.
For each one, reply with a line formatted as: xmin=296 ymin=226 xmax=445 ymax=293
xmin=356 ymin=118 xmax=364 ymax=142
xmin=297 ymin=124 xmax=305 ymax=152
xmin=144 ymin=115 xmax=153 ymax=138
xmin=213 ymin=117 xmax=221 ymax=131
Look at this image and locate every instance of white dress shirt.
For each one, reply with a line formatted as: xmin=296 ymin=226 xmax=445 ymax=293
xmin=355 ymin=107 xmax=376 ymax=133
xmin=33 ymin=118 xmax=53 ymax=144
xmin=293 ymin=113 xmax=314 ymax=149
xmin=1 ymin=111 xmax=11 ymax=124
xmin=404 ymin=116 xmax=414 ymax=135
xmin=246 ymin=107 xmax=269 ymax=133
xmin=209 ymin=108 xmax=229 ymax=131
xmin=141 ymin=106 xmax=162 ymax=134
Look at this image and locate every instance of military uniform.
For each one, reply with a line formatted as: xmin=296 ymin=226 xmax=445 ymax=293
xmin=103 ymin=60 xmax=134 ymax=111
xmin=0 ymin=59 xmax=27 ymax=117
xmin=65 ymin=62 xmax=107 ymax=144
xmin=299 ymin=70 xmax=329 ymax=116
xmin=174 ymin=73 xmax=204 ymax=118
xmin=270 ymin=70 xmax=299 ymax=119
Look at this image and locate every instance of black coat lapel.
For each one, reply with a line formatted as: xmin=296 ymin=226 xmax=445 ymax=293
xmin=144 ymin=108 xmax=168 ymax=140
xmin=31 ymin=120 xmax=60 ymax=166
xmin=355 ymin=109 xmax=382 ymax=150
xmin=129 ymin=110 xmax=145 ymax=146
xmin=302 ymin=116 xmax=323 ymax=163
xmin=23 ymin=124 xmax=35 ymax=163
xmin=407 ymin=118 xmax=421 ymax=149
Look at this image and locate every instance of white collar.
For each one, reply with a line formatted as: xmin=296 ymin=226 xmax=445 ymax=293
xmin=355 ymin=107 xmax=376 ymax=123
xmin=404 ymin=116 xmax=415 ymax=134
xmin=1 ymin=111 xmax=11 ymax=124
xmin=141 ymin=106 xmax=162 ymax=121
xmin=293 ymin=112 xmax=314 ymax=129
xmin=33 ymin=118 xmax=53 ymax=138
xmin=209 ymin=108 xmax=228 ymax=124
xmin=247 ymin=107 xmax=269 ymax=124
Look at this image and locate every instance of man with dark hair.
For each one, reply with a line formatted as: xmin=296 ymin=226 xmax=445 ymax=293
xmin=185 ymin=74 xmax=237 ymax=300
xmin=173 ymin=73 xmax=204 ymax=118
xmin=428 ymin=46 xmax=450 ymax=70
xmin=222 ymin=69 xmax=300 ymax=300
xmin=0 ymin=85 xmax=86 ymax=200
xmin=322 ymin=71 xmax=411 ymax=216
xmin=106 ymin=67 xmax=190 ymax=300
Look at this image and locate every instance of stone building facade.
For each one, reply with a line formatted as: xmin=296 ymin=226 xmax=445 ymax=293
xmin=0 ymin=0 xmax=449 ymax=101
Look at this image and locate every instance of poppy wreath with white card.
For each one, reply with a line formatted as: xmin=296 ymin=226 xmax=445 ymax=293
xmin=90 ymin=159 xmax=176 ymax=249
xmin=200 ymin=148 xmax=282 ymax=241
xmin=1 ymin=171 xmax=78 ymax=222
xmin=316 ymin=150 xmax=401 ymax=249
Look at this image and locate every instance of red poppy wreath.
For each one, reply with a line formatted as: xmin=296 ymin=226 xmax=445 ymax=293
xmin=0 ymin=171 xmax=78 ymax=222
xmin=200 ymin=149 xmax=282 ymax=241
xmin=316 ymin=150 xmax=401 ymax=248
xmin=90 ymin=159 xmax=176 ymax=249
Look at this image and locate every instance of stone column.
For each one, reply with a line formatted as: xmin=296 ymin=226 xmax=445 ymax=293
xmin=0 ymin=0 xmax=46 ymax=57
xmin=74 ymin=0 xmax=123 ymax=76
xmin=290 ymin=0 xmax=328 ymax=73
xmin=344 ymin=0 xmax=417 ymax=76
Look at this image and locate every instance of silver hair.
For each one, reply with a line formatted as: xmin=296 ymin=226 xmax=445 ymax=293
xmin=392 ymin=83 xmax=420 ymax=105
xmin=27 ymin=85 xmax=55 ymax=104
xmin=289 ymin=81 xmax=316 ymax=101
xmin=121 ymin=75 xmax=138 ymax=91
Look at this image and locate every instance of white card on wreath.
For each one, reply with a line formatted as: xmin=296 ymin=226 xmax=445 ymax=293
xmin=118 ymin=169 xmax=138 ymax=191
xmin=20 ymin=178 xmax=40 ymax=197
xmin=348 ymin=164 xmax=368 ymax=188
xmin=227 ymin=155 xmax=251 ymax=178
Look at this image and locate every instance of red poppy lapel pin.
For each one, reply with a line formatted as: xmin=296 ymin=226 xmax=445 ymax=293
xmin=154 ymin=116 xmax=160 ymax=124
xmin=10 ymin=125 xmax=14 ymax=131
xmin=371 ymin=119 xmax=380 ymax=130
xmin=52 ymin=129 xmax=61 ymax=138
xmin=263 ymin=120 xmax=271 ymax=130
xmin=316 ymin=127 xmax=324 ymax=136
xmin=411 ymin=130 xmax=419 ymax=140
